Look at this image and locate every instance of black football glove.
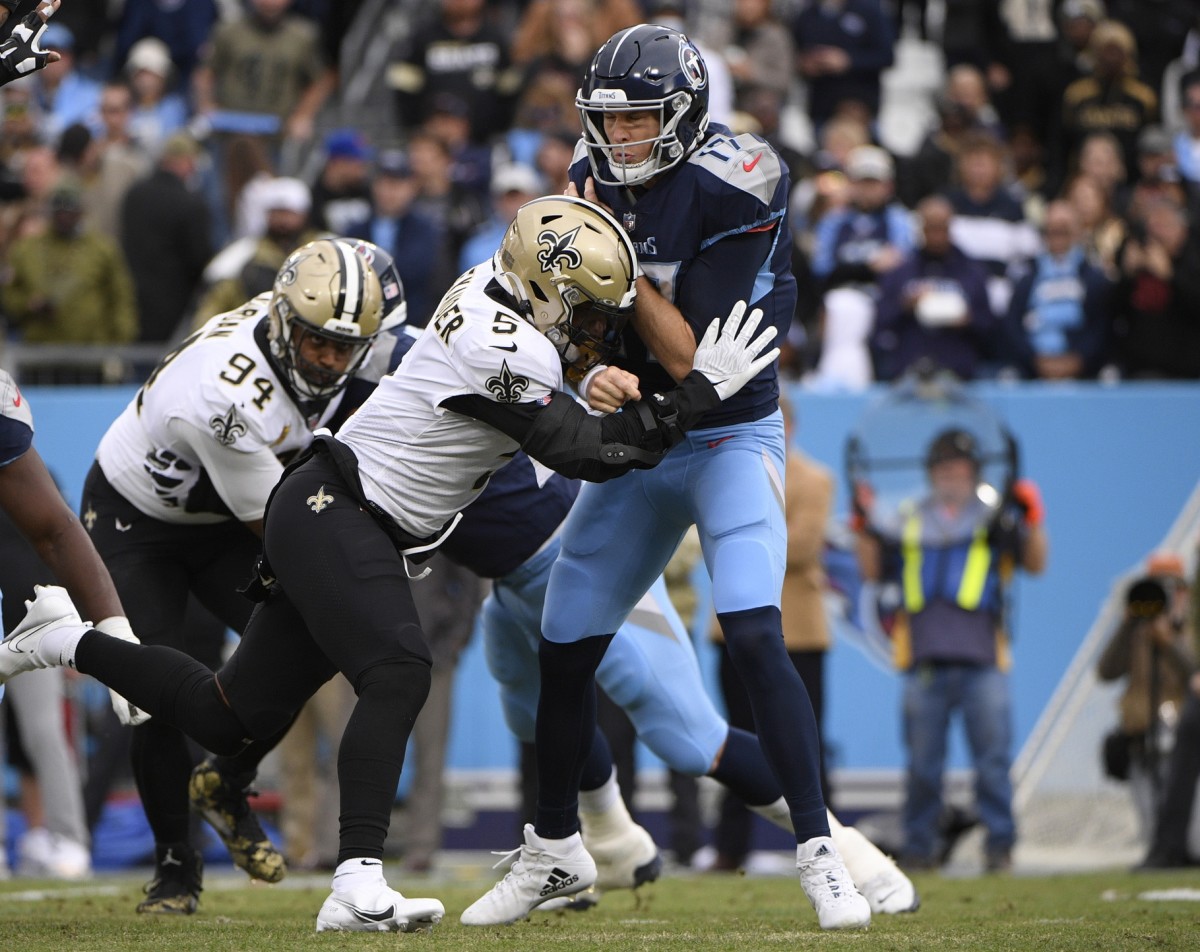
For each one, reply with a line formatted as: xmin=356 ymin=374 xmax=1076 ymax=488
xmin=0 ymin=3 xmax=58 ymax=88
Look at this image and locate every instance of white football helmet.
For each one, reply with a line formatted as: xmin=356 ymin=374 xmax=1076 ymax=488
xmin=495 ymin=194 xmax=638 ymax=379
xmin=269 ymin=239 xmax=383 ymax=400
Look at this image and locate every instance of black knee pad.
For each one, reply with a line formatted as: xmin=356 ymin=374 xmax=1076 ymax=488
xmin=354 ymin=658 xmax=433 ymax=719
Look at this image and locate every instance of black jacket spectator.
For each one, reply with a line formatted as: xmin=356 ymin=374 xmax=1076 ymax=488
xmin=386 ymin=0 xmax=521 ymax=144
xmin=119 ymin=135 xmax=212 ymax=343
xmin=1111 ymin=200 xmax=1200 ymax=378
xmin=791 ymin=0 xmax=895 ymax=127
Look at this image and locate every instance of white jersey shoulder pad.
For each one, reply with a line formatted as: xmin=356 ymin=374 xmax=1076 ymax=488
xmin=427 ymin=267 xmax=562 ymax=404
xmin=690 ymin=131 xmax=783 ymax=206
xmin=162 ymin=302 xmax=292 ymax=454
xmin=450 ymin=314 xmax=561 ymax=405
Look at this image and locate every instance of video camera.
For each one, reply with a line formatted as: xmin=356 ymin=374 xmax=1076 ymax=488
xmin=1125 ymin=577 xmax=1170 ymax=618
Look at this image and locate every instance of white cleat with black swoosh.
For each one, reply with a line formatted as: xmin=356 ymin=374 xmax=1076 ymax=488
xmin=316 ymin=883 xmax=445 ymax=933
xmin=0 ymin=585 xmax=85 ymax=682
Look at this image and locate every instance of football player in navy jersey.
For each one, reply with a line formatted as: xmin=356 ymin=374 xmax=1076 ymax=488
xmin=443 ymin=452 xmax=918 ymax=916
xmin=0 ymin=195 xmax=776 ymax=932
xmin=467 ymin=24 xmax=872 ymax=931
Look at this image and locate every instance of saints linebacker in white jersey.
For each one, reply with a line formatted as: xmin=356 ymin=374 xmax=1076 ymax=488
xmin=0 ymin=195 xmax=777 ymax=932
xmin=80 ymin=238 xmax=384 ymax=915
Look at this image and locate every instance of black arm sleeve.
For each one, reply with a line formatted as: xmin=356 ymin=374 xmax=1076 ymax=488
xmin=441 ymin=371 xmax=719 ymax=483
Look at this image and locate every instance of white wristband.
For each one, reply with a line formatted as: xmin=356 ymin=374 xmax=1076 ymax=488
xmin=578 ymin=363 xmax=610 ymax=401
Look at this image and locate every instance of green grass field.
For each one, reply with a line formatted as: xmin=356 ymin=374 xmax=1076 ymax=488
xmin=2 ymin=864 xmax=1200 ymax=952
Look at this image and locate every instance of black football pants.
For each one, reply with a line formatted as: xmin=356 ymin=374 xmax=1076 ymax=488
xmin=82 ymin=463 xmax=258 ymax=851
xmin=78 ymin=453 xmax=434 ymax=863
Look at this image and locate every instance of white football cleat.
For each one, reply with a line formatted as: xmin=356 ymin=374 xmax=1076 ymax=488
xmin=460 ymin=824 xmax=597 ymax=926
xmin=859 ymin=866 xmax=920 ymax=914
xmin=18 ymin=828 xmax=91 ymax=880
xmin=580 ymin=799 xmax=662 ymax=891
xmin=796 ymin=836 xmax=872 ymax=930
xmin=315 ymin=883 xmax=444 ymax=933
xmin=828 ymin=814 xmax=919 ymax=914
xmin=0 ymin=585 xmax=85 ymax=682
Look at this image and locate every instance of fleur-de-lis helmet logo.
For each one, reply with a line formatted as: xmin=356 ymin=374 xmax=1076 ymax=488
xmin=537 ymin=226 xmax=583 ymax=275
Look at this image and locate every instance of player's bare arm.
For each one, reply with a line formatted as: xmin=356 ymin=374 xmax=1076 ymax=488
xmin=0 ymin=445 xmax=123 ymax=622
xmin=632 ymin=278 xmax=698 ymax=383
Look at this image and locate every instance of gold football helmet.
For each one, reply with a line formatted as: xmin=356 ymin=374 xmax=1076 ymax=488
xmin=495 ymin=195 xmax=638 ymax=379
xmin=269 ymin=239 xmax=383 ymax=400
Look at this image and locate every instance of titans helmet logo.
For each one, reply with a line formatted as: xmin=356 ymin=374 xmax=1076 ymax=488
xmin=679 ymin=42 xmax=707 ymax=91
xmin=537 ymin=226 xmax=583 ymax=275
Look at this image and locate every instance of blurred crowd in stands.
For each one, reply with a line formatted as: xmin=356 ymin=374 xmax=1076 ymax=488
xmin=2 ymin=0 xmax=1200 ymax=384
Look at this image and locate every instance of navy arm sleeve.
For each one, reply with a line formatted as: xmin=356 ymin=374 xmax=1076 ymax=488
xmin=676 ymin=227 xmax=778 ymax=332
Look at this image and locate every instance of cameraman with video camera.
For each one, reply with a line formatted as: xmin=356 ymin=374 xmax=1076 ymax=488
xmin=854 ymin=426 xmax=1048 ymax=873
xmin=1136 ymin=551 xmax=1200 ymax=870
xmin=1097 ymin=554 xmax=1196 ymax=855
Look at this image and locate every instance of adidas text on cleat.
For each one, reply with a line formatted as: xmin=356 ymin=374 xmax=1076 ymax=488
xmin=189 ymin=759 xmax=286 ymax=883
xmin=580 ymin=804 xmax=662 ymax=891
xmin=137 ymin=843 xmax=203 ymax=915
xmin=461 ymin=824 xmax=597 ymax=926
xmin=535 ymin=887 xmax=601 ymax=913
xmin=0 ymin=585 xmax=85 ymax=681
xmin=316 ymin=884 xmax=445 ymax=933
xmin=796 ymin=836 xmax=872 ymax=930
xmin=860 ymin=866 xmax=920 ymax=914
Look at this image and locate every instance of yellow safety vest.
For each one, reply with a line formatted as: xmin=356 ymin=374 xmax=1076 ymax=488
xmin=892 ymin=509 xmax=1013 ymax=672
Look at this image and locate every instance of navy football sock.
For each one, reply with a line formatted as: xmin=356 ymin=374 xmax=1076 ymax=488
xmin=719 ymin=607 xmax=828 ymax=841
xmin=580 ymin=726 xmax=616 ymax=792
xmin=710 ymin=726 xmax=784 ymax=806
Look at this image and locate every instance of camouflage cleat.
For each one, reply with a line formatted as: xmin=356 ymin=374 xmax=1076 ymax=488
xmin=137 ymin=843 xmax=203 ymax=915
xmin=189 ymin=759 xmax=286 ymax=883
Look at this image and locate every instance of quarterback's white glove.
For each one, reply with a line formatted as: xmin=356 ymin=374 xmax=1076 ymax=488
xmin=95 ymin=615 xmax=151 ymax=726
xmin=692 ymin=300 xmax=779 ymax=401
